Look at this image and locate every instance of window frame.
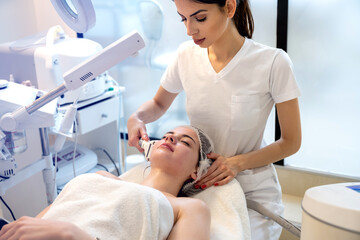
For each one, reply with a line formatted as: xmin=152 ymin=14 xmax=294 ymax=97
xmin=274 ymin=0 xmax=289 ymax=166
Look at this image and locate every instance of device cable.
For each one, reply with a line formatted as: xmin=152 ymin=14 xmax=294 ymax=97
xmin=94 ymin=148 xmax=120 ymax=176
xmin=102 ymin=149 xmax=120 ymax=176
xmin=53 ymin=94 xmax=80 ymax=188
xmin=96 ymin=163 xmax=109 ymax=172
xmin=71 ymin=118 xmax=79 ymax=178
xmin=0 ymin=196 xmax=16 ymax=221
xmin=107 ymin=78 xmax=126 ymax=174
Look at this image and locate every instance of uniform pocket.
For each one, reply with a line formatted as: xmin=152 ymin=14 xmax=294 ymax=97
xmin=236 ymin=166 xmax=279 ymax=195
xmin=231 ymin=94 xmax=260 ymax=131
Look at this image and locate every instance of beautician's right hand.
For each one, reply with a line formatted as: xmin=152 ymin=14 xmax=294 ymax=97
xmin=127 ymin=114 xmax=149 ymax=152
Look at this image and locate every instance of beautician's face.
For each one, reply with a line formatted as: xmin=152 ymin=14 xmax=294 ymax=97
xmin=174 ymin=0 xmax=229 ymax=48
xmin=151 ymin=126 xmax=200 ymax=176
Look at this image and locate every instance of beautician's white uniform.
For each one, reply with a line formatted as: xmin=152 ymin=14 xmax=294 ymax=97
xmin=161 ymin=38 xmax=301 ymax=240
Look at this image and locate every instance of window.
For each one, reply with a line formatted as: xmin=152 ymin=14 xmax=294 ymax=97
xmin=286 ymin=0 xmax=360 ymax=177
xmin=85 ymin=0 xmax=360 ymax=178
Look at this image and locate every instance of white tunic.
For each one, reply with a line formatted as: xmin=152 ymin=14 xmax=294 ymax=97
xmin=161 ymin=38 xmax=301 ymax=157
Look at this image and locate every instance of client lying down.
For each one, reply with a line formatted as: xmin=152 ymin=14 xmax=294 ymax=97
xmin=0 ymin=125 xmax=214 ymax=240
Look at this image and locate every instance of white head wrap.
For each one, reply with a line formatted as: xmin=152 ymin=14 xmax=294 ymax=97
xmin=180 ymin=125 xmax=214 ymax=196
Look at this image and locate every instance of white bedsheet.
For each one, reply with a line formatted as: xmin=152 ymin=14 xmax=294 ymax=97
xmin=120 ymin=162 xmax=251 ymax=240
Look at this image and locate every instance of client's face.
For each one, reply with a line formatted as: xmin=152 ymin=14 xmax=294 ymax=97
xmin=150 ymin=126 xmax=200 ymax=178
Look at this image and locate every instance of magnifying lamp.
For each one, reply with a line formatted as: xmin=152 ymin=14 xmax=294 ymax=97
xmin=50 ymin=0 xmax=96 ymax=33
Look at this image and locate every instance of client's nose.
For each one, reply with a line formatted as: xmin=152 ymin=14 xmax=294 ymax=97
xmin=165 ymin=136 xmax=176 ymax=144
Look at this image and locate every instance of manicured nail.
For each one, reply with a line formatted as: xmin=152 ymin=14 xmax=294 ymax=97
xmin=214 ymin=183 xmax=219 ymax=186
xmin=201 ymin=184 xmax=207 ymax=189
xmin=194 ymin=185 xmax=199 ymax=189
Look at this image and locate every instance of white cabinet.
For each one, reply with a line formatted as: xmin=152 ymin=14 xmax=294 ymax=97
xmin=76 ymin=95 xmax=120 ymax=135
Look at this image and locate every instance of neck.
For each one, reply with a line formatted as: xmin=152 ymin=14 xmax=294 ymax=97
xmin=208 ymin=22 xmax=244 ymax=63
xmin=141 ymin=169 xmax=185 ymax=197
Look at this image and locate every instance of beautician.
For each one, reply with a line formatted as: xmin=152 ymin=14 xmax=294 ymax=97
xmin=127 ymin=0 xmax=301 ymax=239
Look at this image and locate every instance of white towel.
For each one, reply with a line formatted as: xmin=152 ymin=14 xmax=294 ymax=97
xmin=42 ymin=173 xmax=174 ymax=240
xmin=121 ymin=162 xmax=251 ymax=240
xmin=194 ymin=180 xmax=251 ymax=240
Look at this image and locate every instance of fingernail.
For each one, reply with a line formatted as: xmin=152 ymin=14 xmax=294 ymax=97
xmin=201 ymin=184 xmax=207 ymax=189
xmin=194 ymin=185 xmax=199 ymax=189
xmin=214 ymin=183 xmax=219 ymax=186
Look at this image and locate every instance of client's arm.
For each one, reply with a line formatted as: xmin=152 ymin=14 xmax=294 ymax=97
xmin=96 ymin=170 xmax=121 ymax=180
xmin=168 ymin=198 xmax=210 ymax=240
xmin=0 ymin=217 xmax=94 ymax=240
xmin=36 ymin=204 xmax=52 ymax=218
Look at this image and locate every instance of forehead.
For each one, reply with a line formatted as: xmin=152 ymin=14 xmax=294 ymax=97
xmin=174 ymin=0 xmax=216 ymax=14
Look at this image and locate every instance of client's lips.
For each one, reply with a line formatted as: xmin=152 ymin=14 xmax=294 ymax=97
xmin=193 ymin=38 xmax=205 ymax=45
xmin=159 ymin=143 xmax=174 ymax=152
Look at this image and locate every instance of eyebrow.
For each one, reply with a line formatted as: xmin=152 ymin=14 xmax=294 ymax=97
xmin=177 ymin=9 xmax=208 ymax=18
xmin=166 ymin=131 xmax=196 ymax=144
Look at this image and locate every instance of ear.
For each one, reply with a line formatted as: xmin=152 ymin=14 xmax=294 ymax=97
xmin=225 ymin=0 xmax=237 ymax=18
xmin=190 ymin=169 xmax=198 ymax=180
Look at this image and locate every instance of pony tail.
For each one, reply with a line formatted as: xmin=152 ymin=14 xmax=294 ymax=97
xmin=233 ymin=0 xmax=254 ymax=38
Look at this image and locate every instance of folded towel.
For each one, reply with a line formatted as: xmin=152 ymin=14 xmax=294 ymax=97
xmin=42 ymin=173 xmax=174 ymax=240
xmin=194 ymin=179 xmax=251 ymax=240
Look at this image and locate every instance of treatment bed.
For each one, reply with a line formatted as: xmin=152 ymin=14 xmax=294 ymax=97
xmin=120 ymin=162 xmax=301 ymax=240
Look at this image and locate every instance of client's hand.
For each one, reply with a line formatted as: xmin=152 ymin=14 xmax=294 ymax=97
xmin=196 ymin=153 xmax=238 ymax=189
xmin=0 ymin=216 xmax=94 ymax=240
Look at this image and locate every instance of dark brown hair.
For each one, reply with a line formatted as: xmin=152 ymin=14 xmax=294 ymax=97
xmin=191 ymin=0 xmax=254 ymax=38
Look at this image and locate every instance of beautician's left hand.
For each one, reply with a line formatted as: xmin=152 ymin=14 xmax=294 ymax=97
xmin=195 ymin=153 xmax=239 ymax=189
xmin=0 ymin=216 xmax=94 ymax=240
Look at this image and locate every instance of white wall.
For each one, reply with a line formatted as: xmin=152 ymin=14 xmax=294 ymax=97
xmin=0 ymin=0 xmax=37 ymax=43
xmin=0 ymin=0 xmax=75 ymax=44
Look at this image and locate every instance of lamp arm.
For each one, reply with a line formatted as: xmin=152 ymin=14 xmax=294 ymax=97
xmin=0 ymin=31 xmax=145 ymax=132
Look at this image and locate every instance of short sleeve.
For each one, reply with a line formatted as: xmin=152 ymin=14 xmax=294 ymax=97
xmin=270 ymin=50 xmax=301 ymax=103
xmin=160 ymin=43 xmax=187 ymax=93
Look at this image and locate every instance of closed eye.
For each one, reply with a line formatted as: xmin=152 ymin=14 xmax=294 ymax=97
xmin=196 ymin=17 xmax=206 ymax=22
xmin=181 ymin=140 xmax=190 ymax=146
xmin=181 ymin=17 xmax=206 ymax=23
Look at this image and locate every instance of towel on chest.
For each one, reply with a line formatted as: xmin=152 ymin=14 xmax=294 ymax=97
xmin=42 ymin=173 xmax=174 ymax=240
xmin=121 ymin=162 xmax=251 ymax=240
